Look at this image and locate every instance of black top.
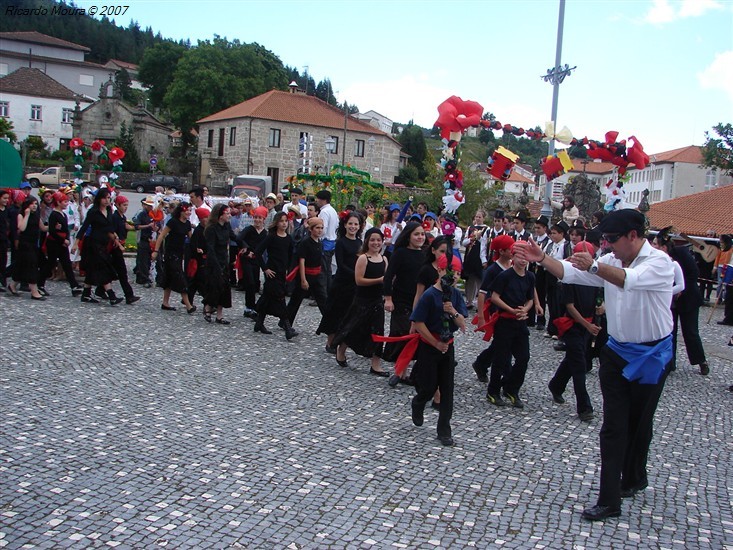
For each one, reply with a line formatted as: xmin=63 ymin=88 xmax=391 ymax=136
xmin=164 ymin=217 xmax=192 ymax=256
xmin=410 ymin=286 xmax=468 ymax=334
xmin=383 ymin=247 xmax=423 ymax=305
xmin=560 ymin=283 xmax=598 ymax=319
xmin=480 ymin=262 xmax=505 ymax=293
xmin=417 ymin=263 xmax=439 ymax=289
xmin=297 ymin=237 xmax=322 ymax=268
xmin=133 ymin=209 xmax=154 ymax=241
xmin=112 ymin=210 xmax=129 ymax=241
xmin=19 ymin=210 xmax=41 ymax=245
xmin=47 ymin=210 xmax=70 ymax=244
xmin=256 ymin=232 xmax=292 ymax=274
xmin=190 ymin=224 xmax=207 ymax=263
xmin=238 ymin=225 xmax=267 ymax=253
xmin=205 ymin=222 xmax=235 ymax=272
xmin=489 ymin=268 xmax=535 ymax=309
xmin=0 ymin=207 xmax=8 ymax=246
xmin=670 ymin=245 xmax=704 ymax=312
xmin=79 ymin=207 xmax=115 ymax=244
xmin=7 ymin=205 xmax=19 ymax=243
xmin=334 ymin=237 xmax=361 ymax=281
xmin=356 ymin=256 xmax=385 ymax=300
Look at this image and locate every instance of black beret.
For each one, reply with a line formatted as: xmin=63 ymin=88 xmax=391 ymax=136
xmin=598 ymin=209 xmax=646 ymax=235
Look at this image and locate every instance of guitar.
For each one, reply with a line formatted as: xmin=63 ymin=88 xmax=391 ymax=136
xmin=679 ymin=233 xmax=719 ymax=263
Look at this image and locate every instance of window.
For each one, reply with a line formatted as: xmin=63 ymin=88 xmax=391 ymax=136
xmin=269 ymin=128 xmax=281 ymax=148
xmin=207 ymin=129 xmax=214 ymax=148
xmin=354 ymin=139 xmax=365 ymax=157
xmin=30 ymin=105 xmax=42 ymax=120
xmin=79 ymin=74 xmax=93 ymax=86
xmin=62 ymin=108 xmax=73 ymax=124
xmin=0 ymin=101 xmax=8 ymax=117
xmin=229 ymin=126 xmax=236 ymax=146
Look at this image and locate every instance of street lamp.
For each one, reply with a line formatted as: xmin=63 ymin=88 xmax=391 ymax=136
xmin=325 ymin=136 xmax=336 ymax=175
xmin=367 ymin=136 xmax=376 ymax=175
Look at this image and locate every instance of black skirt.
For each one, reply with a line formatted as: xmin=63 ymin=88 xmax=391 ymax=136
xmin=256 ymin=274 xmax=289 ymax=318
xmin=332 ymin=296 xmax=385 ymax=358
xmin=160 ymin=252 xmax=188 ymax=294
xmin=316 ymin=275 xmax=356 ymax=335
xmin=81 ymin=239 xmax=117 ymax=287
xmin=13 ymin=240 xmax=39 ymax=284
xmin=382 ymin=302 xmax=413 ymax=362
xmin=204 ymin=264 xmax=232 ymax=309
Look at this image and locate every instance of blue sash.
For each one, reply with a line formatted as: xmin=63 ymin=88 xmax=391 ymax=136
xmin=322 ymin=238 xmax=336 ymax=252
xmin=607 ymin=335 xmax=673 ymax=385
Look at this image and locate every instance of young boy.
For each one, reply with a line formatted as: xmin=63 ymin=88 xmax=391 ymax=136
xmin=409 ymin=254 xmax=468 ymax=446
xmin=486 ymin=244 xmax=536 ymax=408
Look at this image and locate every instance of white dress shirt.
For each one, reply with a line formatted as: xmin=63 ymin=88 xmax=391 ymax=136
xmin=559 ymin=240 xmax=674 ymax=344
xmin=319 ymin=203 xmax=339 ymax=241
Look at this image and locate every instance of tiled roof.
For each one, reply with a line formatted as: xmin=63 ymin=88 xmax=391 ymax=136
xmin=569 ymin=158 xmax=615 ymax=174
xmin=507 ymin=170 xmax=535 ymax=184
xmin=0 ymin=67 xmax=85 ymax=101
xmin=647 ymin=184 xmax=733 ymax=236
xmin=0 ymin=31 xmax=90 ymax=52
xmin=198 ymin=90 xmax=396 ymax=139
xmin=649 ymin=145 xmax=702 ymax=164
xmin=106 ymin=59 xmax=139 ymax=71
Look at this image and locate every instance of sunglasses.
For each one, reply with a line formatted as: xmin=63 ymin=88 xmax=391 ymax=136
xmin=602 ymin=232 xmax=626 ymax=244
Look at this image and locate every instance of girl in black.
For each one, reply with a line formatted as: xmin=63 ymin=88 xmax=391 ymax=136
xmin=332 ymin=227 xmax=389 ymax=375
xmin=110 ymin=195 xmax=139 ymax=304
xmin=383 ymin=222 xmax=427 ymax=365
xmin=187 ymin=208 xmax=209 ymax=308
xmin=8 ymin=196 xmax=45 ymax=300
xmin=152 ymin=202 xmax=196 ymax=314
xmin=317 ymin=211 xmax=364 ymax=351
xmin=44 ymin=192 xmax=82 ymax=297
xmin=203 ymin=204 xmax=235 ymax=324
xmin=238 ymin=206 xmax=267 ymax=319
xmin=75 ymin=188 xmax=123 ymax=305
xmin=286 ymin=217 xmax=328 ymax=328
xmin=0 ymin=190 xmax=12 ymax=291
xmin=254 ymin=211 xmax=296 ymax=339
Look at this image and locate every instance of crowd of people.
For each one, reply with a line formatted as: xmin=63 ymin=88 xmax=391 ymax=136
xmin=1 ymin=182 xmax=732 ymax=521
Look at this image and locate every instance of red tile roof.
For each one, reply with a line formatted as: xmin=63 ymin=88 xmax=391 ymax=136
xmin=0 ymin=31 xmax=90 ymax=52
xmin=106 ymin=59 xmax=139 ymax=71
xmin=647 ymin=184 xmax=733 ymax=236
xmin=506 ymin=170 xmax=535 ymax=184
xmin=197 ymin=90 xmax=395 ymax=139
xmin=569 ymin=159 xmax=615 ymax=174
xmin=649 ymin=145 xmax=702 ymax=164
xmin=0 ymin=67 xmax=86 ymax=101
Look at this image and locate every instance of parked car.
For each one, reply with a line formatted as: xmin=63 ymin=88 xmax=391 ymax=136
xmin=130 ymin=175 xmax=185 ymax=194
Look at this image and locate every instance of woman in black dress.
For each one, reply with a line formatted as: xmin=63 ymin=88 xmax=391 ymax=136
xmin=254 ymin=211 xmax=296 ymax=339
xmin=317 ymin=211 xmax=364 ymax=352
xmin=0 ymin=189 xmax=9 ymax=291
xmin=238 ymin=206 xmax=268 ymax=320
xmin=8 ymin=196 xmax=45 ymax=300
xmin=332 ymin=227 xmax=389 ymax=375
xmin=382 ymin=222 xmax=427 ymax=368
xmin=75 ymin=187 xmax=124 ymax=305
xmin=286 ymin=217 xmax=328 ymax=329
xmin=152 ymin=202 xmax=196 ymax=314
xmin=110 ymin=195 xmax=139 ymax=304
xmin=44 ymin=192 xmax=82 ymax=297
xmin=203 ymin=203 xmax=235 ymax=324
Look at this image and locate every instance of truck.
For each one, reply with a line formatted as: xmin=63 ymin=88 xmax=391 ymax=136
xmin=24 ymin=166 xmax=94 ymax=188
xmin=229 ymin=175 xmax=272 ymax=199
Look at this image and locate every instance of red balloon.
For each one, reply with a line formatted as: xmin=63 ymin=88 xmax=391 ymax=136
xmin=434 ymin=95 xmax=485 ymax=139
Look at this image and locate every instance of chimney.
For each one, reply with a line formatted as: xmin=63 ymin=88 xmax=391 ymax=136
xmin=289 ymin=81 xmax=299 ymax=94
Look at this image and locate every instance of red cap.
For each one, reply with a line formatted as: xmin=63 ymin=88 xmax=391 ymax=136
xmin=436 ymin=254 xmax=462 ymax=271
xmin=195 ymin=207 xmax=210 ymax=220
xmin=114 ymin=195 xmax=129 ymax=206
xmin=573 ymin=241 xmax=595 ymax=254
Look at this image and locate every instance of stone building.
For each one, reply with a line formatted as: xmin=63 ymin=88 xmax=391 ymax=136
xmin=72 ymin=76 xmax=174 ymax=165
xmin=196 ymin=89 xmax=404 ymax=192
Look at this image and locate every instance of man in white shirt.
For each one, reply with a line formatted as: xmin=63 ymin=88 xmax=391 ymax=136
xmin=282 ymin=187 xmax=308 ymax=224
xmin=514 ymin=209 xmax=674 ymax=523
xmin=188 ymin=187 xmax=211 ymax=227
xmin=315 ymin=189 xmax=338 ymax=292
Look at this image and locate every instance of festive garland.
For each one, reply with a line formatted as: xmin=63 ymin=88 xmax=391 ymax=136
xmin=434 ymin=95 xmax=651 ymax=214
xmin=68 ymin=137 xmax=126 ymax=192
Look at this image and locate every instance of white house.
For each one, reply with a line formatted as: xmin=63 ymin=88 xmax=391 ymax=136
xmin=351 ymin=110 xmax=393 ymax=135
xmin=0 ymin=67 xmax=92 ymax=151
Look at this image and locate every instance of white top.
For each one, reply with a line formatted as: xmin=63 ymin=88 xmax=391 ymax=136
xmin=672 ymin=261 xmax=685 ymax=296
xmin=282 ymin=200 xmax=308 ymax=219
xmin=189 ymin=202 xmax=211 ymax=227
xmin=559 ymin=240 xmax=674 ymax=344
xmin=382 ymin=220 xmax=404 ymax=246
xmin=547 ymin=238 xmax=569 ymax=260
xmin=319 ymin=203 xmax=339 ymax=241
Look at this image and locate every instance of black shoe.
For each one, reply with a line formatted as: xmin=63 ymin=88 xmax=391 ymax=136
xmin=553 ymin=342 xmax=567 ymax=352
xmin=472 ymin=362 xmax=488 ymax=383
xmin=411 ymin=405 xmax=424 ymax=427
xmin=438 ymin=435 xmax=454 ymax=446
xmin=431 ymin=400 xmax=441 ymax=410
xmin=187 ymin=305 xmax=197 ymax=314
xmin=388 ymin=374 xmax=400 ymax=388
xmin=126 ymin=296 xmax=141 ymax=304
xmin=72 ymin=287 xmax=83 ymax=297
xmin=38 ymin=287 xmax=49 ymax=297
xmin=486 ymin=393 xmax=506 ymax=407
xmin=717 ymin=320 xmax=733 ymax=326
xmin=503 ymin=392 xmax=524 ymax=409
xmin=578 ymin=410 xmax=594 ymax=422
xmin=620 ymin=480 xmax=648 ymax=498
xmin=31 ymin=294 xmax=46 ymax=301
xmin=254 ymin=323 xmax=272 ymax=334
xmin=161 ymin=304 xmax=176 ymax=311
xmin=369 ymin=368 xmax=389 ymax=377
xmin=336 ymin=358 xmax=349 ymax=368
xmin=581 ymin=505 xmax=621 ymax=521
xmin=215 ymin=318 xmax=230 ymax=325
xmin=324 ymin=344 xmax=337 ymax=354
xmin=549 ymin=385 xmax=565 ymax=404
xmin=699 ymin=362 xmax=710 ymax=376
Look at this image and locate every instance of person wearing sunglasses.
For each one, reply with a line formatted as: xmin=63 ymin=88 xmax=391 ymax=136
xmin=513 ymin=208 xmax=675 ymax=523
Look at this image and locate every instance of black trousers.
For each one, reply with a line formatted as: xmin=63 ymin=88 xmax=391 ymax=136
xmin=596 ymin=345 xmax=670 ymax=508
xmin=412 ymin=342 xmax=455 ymax=438
xmin=487 ymin=319 xmax=529 ymax=396
xmin=135 ymin=239 xmax=152 ymax=284
xmin=111 ymin=248 xmax=134 ymax=298
xmin=287 ymin=273 xmax=327 ymax=324
xmin=672 ymin=307 xmax=706 ymax=366
xmin=473 ymin=340 xmax=495 ymax=378
xmin=548 ymin=325 xmax=593 ymax=414
xmin=546 ymin=280 xmax=563 ymax=336
xmin=534 ymin=268 xmax=547 ymax=327
xmin=0 ymin=243 xmax=7 ymax=286
xmin=44 ymin=241 xmax=79 ymax=290
xmin=320 ymin=249 xmax=335 ymax=294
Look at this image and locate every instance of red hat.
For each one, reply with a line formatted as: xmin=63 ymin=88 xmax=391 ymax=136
xmin=490 ymin=234 xmax=514 ymax=260
xmin=114 ymin=195 xmax=129 ymax=206
xmin=436 ymin=253 xmax=462 ymax=272
xmin=573 ymin=241 xmax=595 ymax=254
xmin=52 ymin=191 xmax=68 ymax=205
xmin=252 ymin=206 xmax=268 ymax=218
xmin=195 ymin=207 xmax=210 ymax=220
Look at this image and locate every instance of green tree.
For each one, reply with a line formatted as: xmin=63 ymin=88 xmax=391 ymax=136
xmin=398 ymin=124 xmax=431 ymax=181
xmin=114 ymin=68 xmax=135 ymax=104
xmin=0 ymin=117 xmax=17 ymax=143
xmin=701 ymin=123 xmax=733 ymax=177
xmin=116 ymin=121 xmax=142 ymax=172
xmin=138 ymin=41 xmax=188 ymax=109
xmin=398 ymin=164 xmax=419 ymax=186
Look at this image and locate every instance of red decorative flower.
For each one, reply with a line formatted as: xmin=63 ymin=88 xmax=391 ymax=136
xmin=434 ymin=95 xmax=484 ymax=140
xmin=69 ymin=137 xmax=84 ymax=149
xmin=108 ymin=147 xmax=126 ymax=163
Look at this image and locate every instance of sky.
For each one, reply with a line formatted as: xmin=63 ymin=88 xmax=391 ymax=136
xmin=77 ymin=0 xmax=733 ymax=156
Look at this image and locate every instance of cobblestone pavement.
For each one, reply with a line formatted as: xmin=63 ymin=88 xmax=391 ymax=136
xmin=1 ymin=271 xmax=732 ymax=549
